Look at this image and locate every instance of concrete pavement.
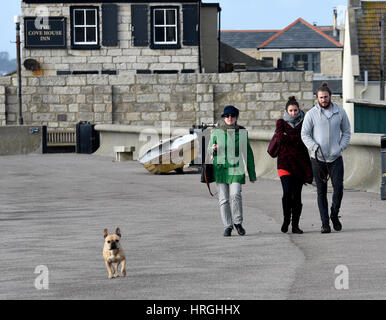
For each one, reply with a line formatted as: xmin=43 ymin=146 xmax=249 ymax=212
xmin=0 ymin=153 xmax=385 ymax=300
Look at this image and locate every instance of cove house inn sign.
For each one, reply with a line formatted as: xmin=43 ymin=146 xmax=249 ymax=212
xmin=21 ymin=0 xmax=221 ymax=75
xmin=25 ymin=17 xmax=67 ymax=49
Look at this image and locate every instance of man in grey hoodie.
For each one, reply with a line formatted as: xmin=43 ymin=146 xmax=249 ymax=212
xmin=301 ymin=83 xmax=351 ymax=233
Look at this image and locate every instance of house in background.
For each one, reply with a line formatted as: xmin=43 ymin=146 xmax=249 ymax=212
xmin=343 ymin=0 xmax=386 ymax=133
xmin=257 ymin=18 xmax=342 ymax=76
xmin=21 ymin=0 xmax=220 ymax=75
xmin=221 ymin=17 xmax=344 ymax=95
xmin=220 ymin=29 xmax=278 ymax=71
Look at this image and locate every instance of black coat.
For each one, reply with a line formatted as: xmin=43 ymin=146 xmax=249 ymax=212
xmin=275 ymin=119 xmax=313 ymax=184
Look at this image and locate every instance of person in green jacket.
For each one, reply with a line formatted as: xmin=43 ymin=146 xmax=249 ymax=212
xmin=209 ymin=105 xmax=257 ymax=237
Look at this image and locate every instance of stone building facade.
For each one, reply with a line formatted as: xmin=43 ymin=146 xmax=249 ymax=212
xmin=21 ymin=0 xmax=219 ymax=75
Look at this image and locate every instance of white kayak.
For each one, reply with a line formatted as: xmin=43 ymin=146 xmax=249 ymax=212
xmin=138 ymin=133 xmax=199 ymax=174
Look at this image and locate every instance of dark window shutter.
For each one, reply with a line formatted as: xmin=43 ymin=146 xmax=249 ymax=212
xmin=102 ymin=4 xmax=118 ymax=47
xmin=131 ymin=5 xmax=149 ymax=47
xmin=183 ymin=4 xmax=199 ymax=46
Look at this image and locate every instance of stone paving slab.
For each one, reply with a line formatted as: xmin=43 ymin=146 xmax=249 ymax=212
xmin=0 ymin=154 xmax=385 ymax=300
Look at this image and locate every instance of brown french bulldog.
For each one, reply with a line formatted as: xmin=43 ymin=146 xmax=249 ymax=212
xmin=103 ymin=227 xmax=126 ymax=279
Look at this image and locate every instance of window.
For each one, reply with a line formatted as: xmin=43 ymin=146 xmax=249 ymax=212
xmin=282 ymin=52 xmax=320 ymax=73
xmin=153 ymin=8 xmax=177 ymax=44
xmin=151 ymin=7 xmax=180 ymax=49
xmin=70 ymin=6 xmax=100 ymax=49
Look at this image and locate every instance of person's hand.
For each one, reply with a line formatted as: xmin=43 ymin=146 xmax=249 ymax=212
xmin=250 ymin=180 xmax=256 ymax=183
xmin=212 ymin=144 xmax=218 ymax=151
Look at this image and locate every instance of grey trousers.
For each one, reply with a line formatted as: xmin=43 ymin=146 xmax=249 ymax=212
xmin=217 ymin=182 xmax=243 ymax=229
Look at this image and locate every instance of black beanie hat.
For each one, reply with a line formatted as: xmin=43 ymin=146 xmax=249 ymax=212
xmin=221 ymin=105 xmax=239 ymax=118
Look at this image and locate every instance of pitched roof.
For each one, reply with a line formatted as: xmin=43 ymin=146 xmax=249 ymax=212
xmin=317 ymin=27 xmax=341 ymax=43
xmin=355 ymin=1 xmax=386 ymax=81
xmin=259 ymin=18 xmax=342 ymax=49
xmin=220 ymin=18 xmax=342 ymax=50
xmin=220 ymin=30 xmax=279 ymax=49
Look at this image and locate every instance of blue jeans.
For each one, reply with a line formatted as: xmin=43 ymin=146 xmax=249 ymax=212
xmin=311 ymin=156 xmax=344 ymax=226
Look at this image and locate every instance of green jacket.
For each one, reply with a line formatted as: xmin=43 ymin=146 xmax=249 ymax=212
xmin=209 ymin=127 xmax=256 ymax=184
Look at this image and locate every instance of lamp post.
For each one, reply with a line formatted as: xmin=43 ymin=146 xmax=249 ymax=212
xmin=14 ymin=15 xmax=23 ymax=125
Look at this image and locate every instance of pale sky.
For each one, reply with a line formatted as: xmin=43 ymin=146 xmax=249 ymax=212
xmin=0 ymin=0 xmax=351 ymax=59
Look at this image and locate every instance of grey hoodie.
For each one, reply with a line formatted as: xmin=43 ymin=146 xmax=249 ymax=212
xmin=301 ymin=102 xmax=351 ymax=162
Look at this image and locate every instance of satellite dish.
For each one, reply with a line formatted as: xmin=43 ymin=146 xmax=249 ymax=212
xmin=23 ymin=59 xmax=41 ymax=71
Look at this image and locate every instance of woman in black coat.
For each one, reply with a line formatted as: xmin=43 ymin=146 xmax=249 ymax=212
xmin=275 ymin=96 xmax=313 ymax=234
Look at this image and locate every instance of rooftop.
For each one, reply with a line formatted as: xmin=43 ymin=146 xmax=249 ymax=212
xmin=221 ymin=18 xmax=342 ymax=50
xmin=221 ymin=30 xmax=278 ymax=49
xmin=259 ymin=18 xmax=342 ymax=49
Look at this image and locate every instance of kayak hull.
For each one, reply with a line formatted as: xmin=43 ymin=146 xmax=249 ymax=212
xmin=138 ymin=134 xmax=198 ymax=174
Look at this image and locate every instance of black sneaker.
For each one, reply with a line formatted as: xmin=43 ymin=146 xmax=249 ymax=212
xmin=321 ymin=225 xmax=331 ymax=233
xmin=223 ymin=227 xmax=232 ymax=237
xmin=234 ymin=224 xmax=246 ymax=236
xmin=330 ymin=216 xmax=342 ymax=231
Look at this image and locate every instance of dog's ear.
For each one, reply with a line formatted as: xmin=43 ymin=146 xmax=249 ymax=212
xmin=104 ymin=229 xmax=109 ymax=239
xmin=115 ymin=227 xmax=121 ymax=237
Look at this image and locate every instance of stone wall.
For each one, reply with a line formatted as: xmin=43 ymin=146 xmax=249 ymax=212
xmin=0 ymin=125 xmax=46 ymax=155
xmin=0 ymin=71 xmax=315 ymax=132
xmin=0 ymin=86 xmax=6 ymax=126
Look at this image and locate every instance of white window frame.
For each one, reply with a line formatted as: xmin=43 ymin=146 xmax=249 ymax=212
xmin=73 ymin=8 xmax=98 ymax=45
xmin=153 ymin=8 xmax=178 ymax=45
